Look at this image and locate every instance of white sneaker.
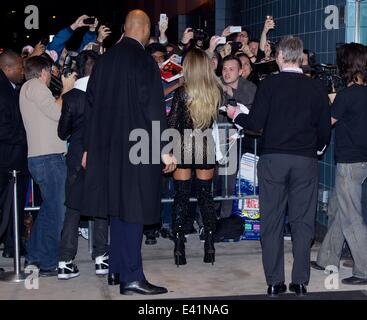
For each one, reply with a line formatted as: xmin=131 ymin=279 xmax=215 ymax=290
xmin=78 ymin=227 xmax=89 ymax=240
xmin=58 ymin=261 xmax=80 ymax=280
xmin=95 ymin=253 xmax=109 ymax=275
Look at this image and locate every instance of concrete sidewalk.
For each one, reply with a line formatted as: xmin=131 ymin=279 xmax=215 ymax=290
xmin=0 ymin=234 xmax=366 ymax=300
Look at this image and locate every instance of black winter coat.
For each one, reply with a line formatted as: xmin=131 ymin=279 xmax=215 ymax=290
xmin=82 ymin=37 xmax=167 ymax=224
xmin=58 ymin=88 xmax=87 ymax=212
xmin=0 ymin=70 xmax=27 ymax=174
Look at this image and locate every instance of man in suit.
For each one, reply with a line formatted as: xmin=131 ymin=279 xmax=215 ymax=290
xmin=227 ymin=36 xmax=331 ymax=297
xmin=0 ymin=51 xmax=28 ymax=262
xmin=82 ymin=10 xmax=176 ymax=295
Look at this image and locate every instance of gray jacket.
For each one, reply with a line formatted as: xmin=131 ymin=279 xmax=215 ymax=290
xmin=219 ymin=77 xmax=257 ymax=123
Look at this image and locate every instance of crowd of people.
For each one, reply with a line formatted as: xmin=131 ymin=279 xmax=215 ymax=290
xmin=1 ymin=8 xmax=367 ymax=297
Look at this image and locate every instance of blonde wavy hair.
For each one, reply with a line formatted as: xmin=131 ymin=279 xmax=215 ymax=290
xmin=183 ymin=48 xmax=222 ymax=129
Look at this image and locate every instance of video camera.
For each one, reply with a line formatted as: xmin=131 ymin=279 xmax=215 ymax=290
xmin=312 ymin=64 xmax=345 ymax=94
xmin=254 ymin=60 xmax=280 ymax=81
xmin=48 ymin=52 xmax=78 ymax=98
xmin=49 ymin=71 xmax=62 ymax=98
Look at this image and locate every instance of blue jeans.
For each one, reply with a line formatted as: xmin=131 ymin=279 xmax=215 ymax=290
xmin=26 ymin=154 xmax=67 ymax=270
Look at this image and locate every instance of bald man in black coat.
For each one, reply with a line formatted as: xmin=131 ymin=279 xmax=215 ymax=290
xmin=82 ymin=10 xmax=176 ymax=295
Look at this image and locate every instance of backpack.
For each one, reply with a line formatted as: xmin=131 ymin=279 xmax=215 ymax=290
xmin=214 ymin=215 xmax=244 ymax=243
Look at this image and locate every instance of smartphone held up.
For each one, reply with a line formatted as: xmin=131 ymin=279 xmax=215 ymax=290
xmin=84 ymin=17 xmax=96 ymax=25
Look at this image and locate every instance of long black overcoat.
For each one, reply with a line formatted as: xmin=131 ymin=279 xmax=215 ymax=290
xmin=0 ymin=70 xmax=28 ymax=174
xmin=82 ymin=37 xmax=167 ymax=224
xmin=58 ymin=88 xmax=87 ymax=212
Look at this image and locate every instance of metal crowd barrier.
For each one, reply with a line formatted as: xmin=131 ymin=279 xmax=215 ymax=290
xmin=161 ymin=122 xmax=258 ymax=203
xmin=22 ymin=123 xmax=259 ymax=252
xmin=24 ymin=124 xmax=257 ymax=210
xmin=0 ymin=171 xmax=28 ymax=283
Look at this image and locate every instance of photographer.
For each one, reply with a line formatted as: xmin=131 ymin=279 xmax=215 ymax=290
xmin=223 ymin=26 xmax=255 ymax=63
xmin=178 ymin=28 xmax=209 ymax=52
xmin=19 ymin=56 xmax=76 ymax=276
xmin=57 ymin=50 xmax=109 ymax=280
xmin=313 ymin=43 xmax=367 ymax=286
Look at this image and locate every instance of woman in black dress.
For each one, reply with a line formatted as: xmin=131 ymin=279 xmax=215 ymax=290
xmin=168 ymin=48 xmax=222 ymax=266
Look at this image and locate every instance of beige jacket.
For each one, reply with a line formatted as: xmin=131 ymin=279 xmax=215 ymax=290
xmin=20 ymin=78 xmax=67 ymax=158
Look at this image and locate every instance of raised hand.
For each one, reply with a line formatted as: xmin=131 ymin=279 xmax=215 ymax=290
xmin=181 ymin=28 xmax=194 ymax=45
xmin=97 ymin=25 xmax=112 ymax=43
xmin=70 ymin=14 xmax=90 ymax=31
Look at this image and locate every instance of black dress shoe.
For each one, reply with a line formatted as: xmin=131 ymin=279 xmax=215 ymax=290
xmin=0 ymin=268 xmax=4 ymax=273
xmin=120 ymin=280 xmax=168 ymax=295
xmin=267 ymin=283 xmax=287 ymax=297
xmin=342 ymin=276 xmax=367 ymax=285
xmin=310 ymin=261 xmax=325 ymax=271
xmin=289 ymin=283 xmax=307 ymax=296
xmin=108 ymin=273 xmax=120 ymax=286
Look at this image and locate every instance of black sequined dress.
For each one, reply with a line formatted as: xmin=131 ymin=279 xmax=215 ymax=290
xmin=167 ymin=87 xmax=216 ymax=169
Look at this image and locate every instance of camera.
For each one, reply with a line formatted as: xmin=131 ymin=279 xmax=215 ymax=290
xmin=160 ymin=13 xmax=167 ymax=24
xmin=84 ymin=17 xmax=96 ymax=25
xmin=230 ymin=42 xmax=243 ymax=54
xmin=227 ymin=98 xmax=238 ymax=106
xmin=313 ymin=64 xmax=345 ymax=94
xmin=62 ymin=52 xmax=78 ymax=78
xmin=217 ymin=37 xmax=226 ymax=45
xmin=230 ymin=26 xmax=242 ymax=33
xmin=49 ymin=74 xmax=62 ymax=97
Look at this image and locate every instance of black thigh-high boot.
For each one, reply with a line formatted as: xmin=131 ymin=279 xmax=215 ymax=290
xmin=172 ymin=180 xmax=191 ymax=266
xmin=197 ymin=179 xmax=216 ymax=265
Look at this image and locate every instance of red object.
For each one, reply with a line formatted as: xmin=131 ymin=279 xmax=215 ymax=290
xmin=160 ymin=60 xmax=183 ymax=83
